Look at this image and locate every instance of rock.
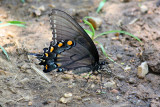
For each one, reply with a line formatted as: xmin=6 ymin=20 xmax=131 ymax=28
xmin=23 ymin=96 xmax=31 ymax=102
xmin=116 ymin=74 xmax=125 ymax=80
xmin=137 ymin=62 xmax=149 ymax=78
xmin=124 ymin=65 xmax=131 ymax=72
xmin=128 ymin=78 xmax=136 ymax=84
xmin=64 ymin=92 xmax=72 ymax=98
xmin=108 ymin=64 xmax=114 ymax=68
xmin=117 ymin=54 xmax=123 ymax=60
xmin=34 ymin=9 xmax=41 ymax=16
xmin=38 ymin=6 xmax=45 ymax=12
xmin=28 ymin=101 xmax=32 ymax=106
xmin=59 ymin=97 xmax=72 ymax=104
xmin=82 ymin=97 xmax=91 ymax=102
xmin=20 ymin=78 xmax=30 ymax=84
xmin=110 ymin=89 xmax=119 ymax=94
xmin=142 ymin=43 xmax=160 ymax=73
xmin=88 ymin=17 xmax=102 ymax=30
xmin=91 ymin=84 xmax=95 ymax=88
xmin=74 ymin=96 xmax=82 ymax=100
xmin=7 ymin=32 xmax=15 ymax=38
xmin=103 ymin=80 xmax=116 ymax=88
xmin=61 ymin=74 xmax=73 ymax=80
xmin=48 ymin=4 xmax=56 ymax=8
xmin=140 ymin=5 xmax=148 ymax=14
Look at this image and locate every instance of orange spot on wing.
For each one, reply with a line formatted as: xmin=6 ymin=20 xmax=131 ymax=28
xmin=45 ymin=53 xmax=48 ymax=57
xmin=57 ymin=54 xmax=60 ymax=57
xmin=45 ymin=65 xmax=48 ymax=70
xmin=58 ymin=42 xmax=63 ymax=47
xmin=50 ymin=47 xmax=54 ymax=52
xmin=67 ymin=40 xmax=73 ymax=45
xmin=57 ymin=63 xmax=61 ymax=67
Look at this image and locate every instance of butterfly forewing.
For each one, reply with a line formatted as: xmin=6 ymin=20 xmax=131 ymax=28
xmin=49 ymin=9 xmax=99 ymax=63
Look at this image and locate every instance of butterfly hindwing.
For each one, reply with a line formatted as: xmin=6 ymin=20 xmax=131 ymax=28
xmin=49 ymin=9 xmax=99 ymax=62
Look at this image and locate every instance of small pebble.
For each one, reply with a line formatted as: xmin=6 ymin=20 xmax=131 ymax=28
xmin=96 ymin=89 xmax=101 ymax=93
xmin=7 ymin=32 xmax=15 ymax=38
xmin=82 ymin=98 xmax=91 ymax=102
xmin=124 ymin=65 xmax=131 ymax=72
xmin=110 ymin=89 xmax=119 ymax=94
xmin=61 ymin=74 xmax=73 ymax=80
xmin=124 ymin=47 xmax=129 ymax=51
xmin=59 ymin=97 xmax=72 ymax=104
xmin=20 ymin=78 xmax=30 ymax=84
xmin=91 ymin=84 xmax=95 ymax=88
xmin=140 ymin=5 xmax=148 ymax=14
xmin=48 ymin=4 xmax=56 ymax=8
xmin=28 ymin=101 xmax=32 ymax=106
xmin=38 ymin=6 xmax=45 ymax=11
xmin=64 ymin=92 xmax=72 ymax=98
xmin=108 ymin=64 xmax=114 ymax=68
xmin=74 ymin=96 xmax=82 ymax=100
xmin=117 ymin=54 xmax=123 ymax=60
xmin=116 ymin=74 xmax=125 ymax=80
xmin=34 ymin=9 xmax=41 ymax=16
xmin=88 ymin=17 xmax=102 ymax=30
xmin=103 ymin=81 xmax=116 ymax=88
xmin=111 ymin=37 xmax=119 ymax=40
xmin=128 ymin=78 xmax=136 ymax=84
xmin=24 ymin=96 xmax=30 ymax=101
xmin=137 ymin=62 xmax=149 ymax=78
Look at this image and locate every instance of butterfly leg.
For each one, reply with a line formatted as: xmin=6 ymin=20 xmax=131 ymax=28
xmin=82 ymin=72 xmax=93 ymax=87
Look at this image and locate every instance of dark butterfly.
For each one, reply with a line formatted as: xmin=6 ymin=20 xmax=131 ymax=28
xmin=34 ymin=9 xmax=106 ymax=73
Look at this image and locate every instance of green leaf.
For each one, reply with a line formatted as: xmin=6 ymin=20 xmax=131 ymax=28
xmin=84 ymin=29 xmax=93 ymax=37
xmin=83 ymin=17 xmax=95 ymax=40
xmin=10 ymin=23 xmax=26 ymax=27
xmin=0 ymin=23 xmax=11 ymax=27
xmin=96 ymin=41 xmax=124 ymax=70
xmin=21 ymin=0 xmax=25 ymax=3
xmin=0 ymin=21 xmax=26 ymax=28
xmin=96 ymin=41 xmax=115 ymax=62
xmin=94 ymin=30 xmax=142 ymax=42
xmin=0 ymin=45 xmax=9 ymax=60
xmin=96 ymin=0 xmax=107 ymax=13
xmin=7 ymin=21 xmax=26 ymax=24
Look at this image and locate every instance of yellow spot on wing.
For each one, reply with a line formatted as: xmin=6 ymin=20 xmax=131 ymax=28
xmin=67 ymin=40 xmax=73 ymax=45
xmin=57 ymin=63 xmax=61 ymax=67
xmin=57 ymin=54 xmax=60 ymax=57
xmin=58 ymin=42 xmax=63 ymax=47
xmin=45 ymin=65 xmax=48 ymax=70
xmin=45 ymin=53 xmax=48 ymax=57
xmin=50 ymin=47 xmax=54 ymax=52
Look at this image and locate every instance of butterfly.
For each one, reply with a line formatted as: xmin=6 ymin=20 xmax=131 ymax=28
xmin=34 ymin=9 xmax=107 ymax=73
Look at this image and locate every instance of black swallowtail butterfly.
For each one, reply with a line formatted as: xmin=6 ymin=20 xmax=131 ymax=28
xmin=35 ymin=9 xmax=106 ymax=73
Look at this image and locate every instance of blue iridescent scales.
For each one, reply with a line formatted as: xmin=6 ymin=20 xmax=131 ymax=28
xmin=39 ymin=40 xmax=75 ymax=73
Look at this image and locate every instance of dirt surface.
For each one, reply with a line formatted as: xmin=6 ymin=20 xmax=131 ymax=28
xmin=0 ymin=0 xmax=160 ymax=107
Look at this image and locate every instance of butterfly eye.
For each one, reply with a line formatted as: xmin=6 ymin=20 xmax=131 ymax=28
xmin=50 ymin=47 xmax=54 ymax=52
